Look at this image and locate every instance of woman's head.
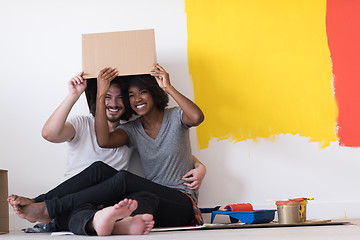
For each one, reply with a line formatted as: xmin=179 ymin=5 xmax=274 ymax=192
xmin=127 ymin=74 xmax=169 ymax=115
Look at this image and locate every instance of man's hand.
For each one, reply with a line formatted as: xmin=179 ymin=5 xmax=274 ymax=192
xmin=182 ymin=167 xmax=206 ymax=190
xmin=68 ymin=72 xmax=87 ymax=96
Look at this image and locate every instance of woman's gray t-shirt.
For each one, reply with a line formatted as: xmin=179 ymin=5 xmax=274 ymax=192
xmin=118 ymin=107 xmax=197 ymax=201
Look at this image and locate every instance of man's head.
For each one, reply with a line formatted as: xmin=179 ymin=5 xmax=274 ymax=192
xmin=104 ymin=82 xmax=125 ymax=123
xmin=85 ymin=76 xmax=133 ymax=122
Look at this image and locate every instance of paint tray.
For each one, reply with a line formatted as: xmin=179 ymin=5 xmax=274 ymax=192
xmin=211 ymin=210 xmax=276 ymax=224
xmin=199 ymin=206 xmax=221 ymax=213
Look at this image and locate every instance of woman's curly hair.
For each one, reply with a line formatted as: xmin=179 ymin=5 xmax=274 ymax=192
xmin=126 ymin=74 xmax=169 ymax=116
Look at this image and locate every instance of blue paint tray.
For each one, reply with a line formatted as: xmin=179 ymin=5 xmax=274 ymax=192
xmin=211 ymin=210 xmax=276 ymax=224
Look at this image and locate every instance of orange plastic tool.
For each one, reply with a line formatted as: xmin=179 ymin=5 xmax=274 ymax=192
xmin=224 ymin=203 xmax=253 ymax=211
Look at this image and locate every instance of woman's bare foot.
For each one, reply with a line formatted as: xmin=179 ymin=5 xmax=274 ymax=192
xmin=112 ymin=214 xmax=154 ymax=235
xmin=15 ymin=202 xmax=51 ymax=224
xmin=91 ymin=199 xmax=138 ymax=236
xmin=7 ymin=194 xmax=35 ymax=211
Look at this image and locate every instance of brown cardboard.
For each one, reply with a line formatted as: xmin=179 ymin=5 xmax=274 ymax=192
xmin=0 ymin=170 xmax=9 ymax=234
xmin=82 ymin=29 xmax=157 ymax=79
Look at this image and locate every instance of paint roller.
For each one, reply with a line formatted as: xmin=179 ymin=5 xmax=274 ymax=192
xmin=224 ymin=203 xmax=253 ymax=211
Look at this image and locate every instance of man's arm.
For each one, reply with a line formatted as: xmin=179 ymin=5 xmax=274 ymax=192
xmin=182 ymin=156 xmax=207 ymax=190
xmin=41 ymin=72 xmax=86 ymax=143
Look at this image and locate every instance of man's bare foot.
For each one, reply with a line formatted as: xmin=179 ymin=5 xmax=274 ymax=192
xmin=92 ymin=199 xmax=138 ymax=236
xmin=112 ymin=214 xmax=154 ymax=235
xmin=15 ymin=202 xmax=51 ymax=224
xmin=7 ymin=194 xmax=35 ymax=211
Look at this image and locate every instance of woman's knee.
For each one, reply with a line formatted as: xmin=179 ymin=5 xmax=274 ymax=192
xmin=128 ymin=191 xmax=159 ymax=205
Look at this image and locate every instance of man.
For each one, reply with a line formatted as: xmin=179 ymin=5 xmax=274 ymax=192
xmin=41 ymin=72 xmax=133 ymax=179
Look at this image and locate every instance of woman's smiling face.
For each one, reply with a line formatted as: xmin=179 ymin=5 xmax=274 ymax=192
xmin=128 ymin=86 xmax=154 ymax=116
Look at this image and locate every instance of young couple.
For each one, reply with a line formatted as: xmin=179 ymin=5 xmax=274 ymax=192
xmin=8 ymin=64 xmax=206 ymax=236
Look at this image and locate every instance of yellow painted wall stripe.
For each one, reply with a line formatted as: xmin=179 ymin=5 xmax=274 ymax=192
xmin=185 ymin=0 xmax=338 ymax=149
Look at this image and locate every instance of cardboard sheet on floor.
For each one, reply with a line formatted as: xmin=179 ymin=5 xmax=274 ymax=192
xmin=151 ymin=220 xmax=349 ymax=232
xmin=82 ymin=29 xmax=157 ymax=79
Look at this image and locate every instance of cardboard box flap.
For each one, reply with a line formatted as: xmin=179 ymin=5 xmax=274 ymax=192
xmin=82 ymin=29 xmax=157 ymax=79
xmin=0 ymin=170 xmax=9 ymax=234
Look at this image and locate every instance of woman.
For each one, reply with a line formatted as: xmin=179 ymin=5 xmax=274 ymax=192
xmin=94 ymin=64 xmax=205 ymax=227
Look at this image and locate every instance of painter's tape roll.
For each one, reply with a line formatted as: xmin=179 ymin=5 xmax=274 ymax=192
xmin=224 ymin=203 xmax=253 ymax=211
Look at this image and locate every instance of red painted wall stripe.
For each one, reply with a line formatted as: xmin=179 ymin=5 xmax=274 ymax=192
xmin=326 ymin=0 xmax=360 ymax=147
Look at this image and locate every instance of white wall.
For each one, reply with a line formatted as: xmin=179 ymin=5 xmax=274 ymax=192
xmin=0 ymin=0 xmax=359 ymax=230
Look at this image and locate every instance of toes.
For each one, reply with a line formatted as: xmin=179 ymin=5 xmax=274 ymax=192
xmin=117 ymin=198 xmax=128 ymax=207
xmin=127 ymin=199 xmax=133 ymax=208
xmin=7 ymin=195 xmax=16 ymax=205
xmin=129 ymin=200 xmax=137 ymax=212
xmin=143 ymin=221 xmax=154 ymax=234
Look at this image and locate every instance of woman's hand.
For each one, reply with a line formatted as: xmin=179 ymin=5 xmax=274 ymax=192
xmin=97 ymin=67 xmax=118 ymax=95
xmin=150 ymin=63 xmax=204 ymax=127
xmin=68 ymin=72 xmax=87 ymax=96
xmin=150 ymin=63 xmax=171 ymax=92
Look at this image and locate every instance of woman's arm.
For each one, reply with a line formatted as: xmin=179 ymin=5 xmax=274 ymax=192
xmin=95 ymin=67 xmax=129 ymax=148
xmin=41 ymin=72 xmax=85 ymax=143
xmin=182 ymin=156 xmax=207 ymax=190
xmin=150 ymin=64 xmax=205 ymax=127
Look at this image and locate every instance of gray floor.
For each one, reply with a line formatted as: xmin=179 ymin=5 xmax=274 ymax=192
xmin=1 ymin=220 xmax=360 ymax=240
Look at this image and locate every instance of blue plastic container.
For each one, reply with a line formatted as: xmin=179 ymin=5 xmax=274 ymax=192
xmin=211 ymin=210 xmax=276 ymax=224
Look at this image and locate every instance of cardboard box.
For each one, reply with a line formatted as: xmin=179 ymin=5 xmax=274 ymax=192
xmin=0 ymin=170 xmax=9 ymax=234
xmin=82 ymin=29 xmax=157 ymax=79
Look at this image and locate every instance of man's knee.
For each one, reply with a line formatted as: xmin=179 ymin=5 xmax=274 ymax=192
xmin=89 ymin=161 xmax=107 ymax=169
xmin=89 ymin=161 xmax=116 ymax=173
xmin=116 ymin=170 xmax=132 ymax=180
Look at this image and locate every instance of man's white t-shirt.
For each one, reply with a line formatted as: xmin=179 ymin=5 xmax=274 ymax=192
xmin=65 ymin=115 xmax=132 ymax=179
